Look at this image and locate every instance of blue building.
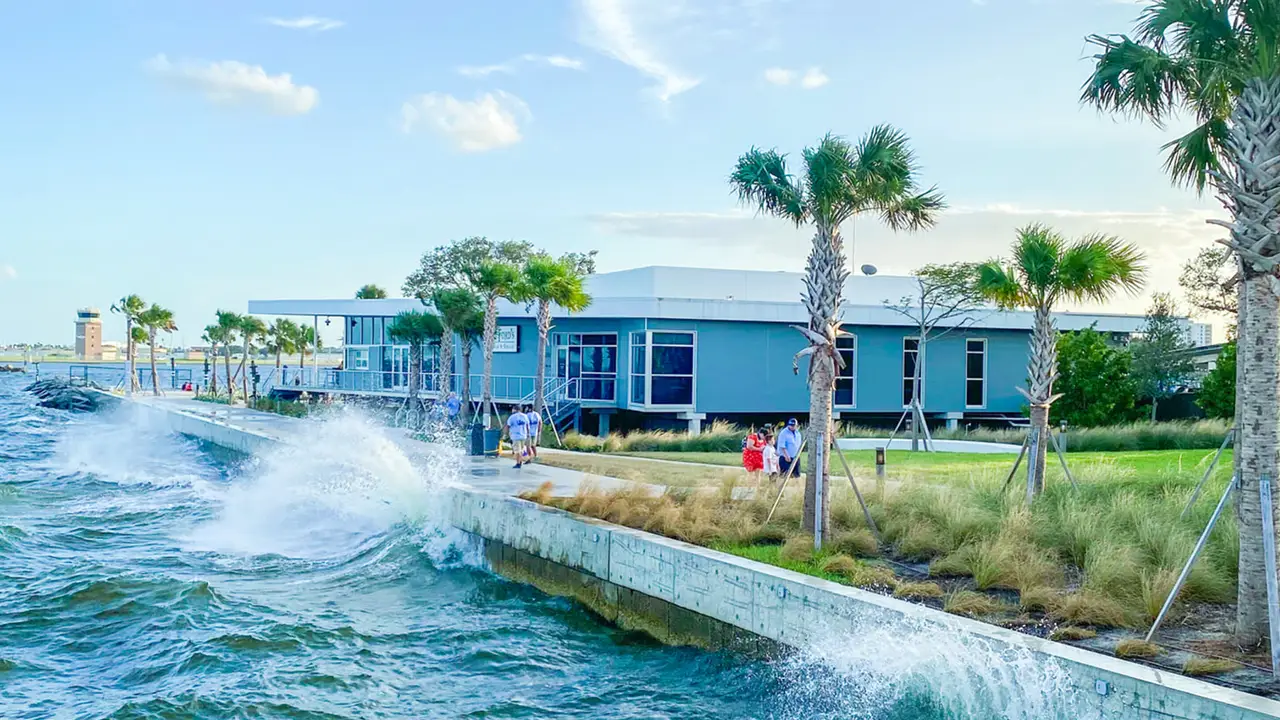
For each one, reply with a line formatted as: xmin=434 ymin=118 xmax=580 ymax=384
xmin=247 ymin=266 xmax=1147 ymax=435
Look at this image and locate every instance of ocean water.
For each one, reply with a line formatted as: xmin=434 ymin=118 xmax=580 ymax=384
xmin=0 ymin=375 xmax=1083 ymax=719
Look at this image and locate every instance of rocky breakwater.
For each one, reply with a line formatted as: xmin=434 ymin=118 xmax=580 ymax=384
xmin=24 ymin=378 xmax=104 ymax=412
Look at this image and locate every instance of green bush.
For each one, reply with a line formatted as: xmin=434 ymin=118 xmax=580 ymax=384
xmin=838 ymin=419 xmax=1232 ymax=452
xmin=253 ymin=397 xmax=310 ymax=418
xmin=193 ymin=393 xmax=232 ymax=405
xmin=561 ymin=420 xmax=747 ymax=454
xmin=1197 ymin=341 xmax=1235 ymax=420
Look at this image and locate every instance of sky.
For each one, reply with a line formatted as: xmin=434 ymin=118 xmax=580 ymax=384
xmin=0 ymin=0 xmax=1230 ymax=347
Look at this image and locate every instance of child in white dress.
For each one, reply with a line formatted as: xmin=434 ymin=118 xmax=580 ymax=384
xmin=761 ymin=430 xmax=780 ymax=481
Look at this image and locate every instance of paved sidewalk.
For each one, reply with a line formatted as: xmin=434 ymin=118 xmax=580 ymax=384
xmin=129 ymin=393 xmax=646 ymax=497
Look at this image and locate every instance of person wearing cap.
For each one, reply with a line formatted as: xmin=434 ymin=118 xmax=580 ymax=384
xmin=778 ymin=418 xmax=802 ymax=478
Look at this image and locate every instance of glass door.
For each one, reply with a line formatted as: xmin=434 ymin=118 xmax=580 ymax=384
xmin=392 ymin=346 xmax=410 ymax=390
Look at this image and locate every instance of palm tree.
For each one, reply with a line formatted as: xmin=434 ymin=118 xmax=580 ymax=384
xmin=237 ymin=316 xmax=267 ymax=402
xmin=466 ymin=260 xmax=522 ymax=427
xmin=267 ymin=319 xmax=299 ymax=371
xmin=137 ymin=304 xmax=177 ymax=396
xmin=111 ymin=294 xmax=146 ymax=394
xmin=1080 ymin=0 xmax=1280 ymax=644
xmin=387 ymin=310 xmax=443 ymax=428
xmin=202 ymin=324 xmax=224 ymax=395
xmin=521 ymin=255 xmax=592 ymax=415
xmin=976 ymin=225 xmax=1145 ymax=500
xmin=730 ymin=128 xmax=944 ymax=539
xmin=355 ymin=284 xmax=388 ymax=299
xmin=456 ymin=300 xmax=486 ymax=421
xmin=215 ymin=311 xmax=242 ymax=401
xmin=432 ymin=288 xmax=482 ymax=402
xmin=294 ymin=324 xmax=321 ymax=383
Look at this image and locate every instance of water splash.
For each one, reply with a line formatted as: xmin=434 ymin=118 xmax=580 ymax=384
xmin=45 ymin=404 xmax=216 ymax=489
xmin=781 ymin=614 xmax=1091 ymax=720
xmin=185 ymin=409 xmax=461 ymax=561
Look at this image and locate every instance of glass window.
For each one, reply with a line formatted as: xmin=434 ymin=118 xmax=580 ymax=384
xmin=350 ymin=349 xmax=369 ymax=370
xmin=652 ymin=332 xmax=693 ymax=345
xmin=651 ymin=376 xmax=693 ymax=405
xmin=630 ymin=375 xmax=645 ymax=404
xmin=349 ymin=317 xmax=362 ymax=345
xmin=835 ymin=333 xmax=857 ymax=407
xmin=652 ymin=346 xmax=693 ymax=375
xmin=966 ymin=339 xmax=986 ymax=408
xmin=903 ymin=337 xmax=921 ymax=407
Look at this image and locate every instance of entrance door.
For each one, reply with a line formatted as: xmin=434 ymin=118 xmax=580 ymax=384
xmin=391 ymin=346 xmax=410 ymax=390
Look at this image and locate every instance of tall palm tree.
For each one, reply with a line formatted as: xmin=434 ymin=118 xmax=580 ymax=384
xmin=387 ymin=310 xmax=443 ymax=428
xmin=1080 ymin=0 xmax=1280 ymax=644
xmin=521 ymin=255 xmax=592 ymax=414
xmin=432 ymin=288 xmax=482 ymax=402
xmin=355 ymin=284 xmax=388 ymax=299
xmin=111 ymin=294 xmax=146 ymax=394
xmin=730 ymin=128 xmax=944 ymax=539
xmin=976 ymin=225 xmax=1145 ymax=499
xmin=215 ymin=311 xmax=242 ymax=401
xmin=466 ymin=260 xmax=522 ymax=427
xmin=202 ymin=323 xmax=224 ymax=395
xmin=293 ymin=324 xmax=321 ymax=383
xmin=237 ymin=316 xmax=267 ymax=402
xmin=267 ymin=319 xmax=299 ymax=371
xmin=137 ymin=304 xmax=177 ymax=397
xmin=457 ymin=300 xmax=486 ymax=421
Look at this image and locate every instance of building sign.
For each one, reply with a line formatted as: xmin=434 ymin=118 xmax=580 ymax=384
xmin=494 ymin=325 xmax=520 ymax=353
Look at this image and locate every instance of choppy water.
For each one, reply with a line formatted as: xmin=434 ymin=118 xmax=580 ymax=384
xmin=0 ymin=376 xmax=1085 ymax=719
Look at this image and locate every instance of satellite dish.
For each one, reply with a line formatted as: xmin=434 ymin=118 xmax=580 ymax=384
xmin=860 ymin=264 xmax=878 ymax=276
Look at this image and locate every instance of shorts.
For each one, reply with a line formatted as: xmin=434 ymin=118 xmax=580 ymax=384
xmin=779 ymin=456 xmax=801 ymax=477
xmin=529 ymin=429 xmax=541 ymax=446
xmin=511 ymin=437 xmax=528 ymax=456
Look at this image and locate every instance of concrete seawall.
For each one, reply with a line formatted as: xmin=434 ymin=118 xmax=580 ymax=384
xmin=104 ymin=394 xmax=1280 ymax=720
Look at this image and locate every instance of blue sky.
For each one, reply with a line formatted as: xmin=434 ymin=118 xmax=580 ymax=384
xmin=0 ymin=0 xmax=1225 ymax=346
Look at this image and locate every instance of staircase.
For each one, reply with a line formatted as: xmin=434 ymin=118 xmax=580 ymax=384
xmin=521 ymin=377 xmax=580 ymax=434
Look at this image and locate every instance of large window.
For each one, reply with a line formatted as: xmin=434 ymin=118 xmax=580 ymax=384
xmin=966 ymin=339 xmax=987 ymax=408
xmin=553 ymin=333 xmax=617 ymax=401
xmin=902 ymin=337 xmax=922 ymax=407
xmin=347 ymin=316 xmax=387 ymax=346
xmin=629 ymin=330 xmax=696 ymax=407
xmin=834 ymin=333 xmax=857 ymax=407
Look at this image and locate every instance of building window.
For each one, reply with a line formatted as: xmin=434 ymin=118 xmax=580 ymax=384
xmin=554 ymin=333 xmax=617 ymax=401
xmin=835 ymin=333 xmax=857 ymax=407
xmin=902 ymin=337 xmax=922 ymax=407
xmin=350 ymin=349 xmax=369 ymax=370
xmin=966 ymin=338 xmax=987 ymax=408
xmin=629 ymin=331 xmax=695 ymax=407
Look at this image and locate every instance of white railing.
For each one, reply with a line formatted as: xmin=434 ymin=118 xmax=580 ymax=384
xmin=270 ymin=368 xmax=539 ymax=402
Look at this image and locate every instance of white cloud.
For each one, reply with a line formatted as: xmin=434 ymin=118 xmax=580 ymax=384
xmin=764 ymin=66 xmax=828 ymax=89
xmin=1 ymin=264 xmax=15 ymax=280
xmin=586 ymin=203 xmax=1226 ymax=318
xmin=400 ymin=91 xmax=530 ymax=152
xmin=264 ymin=16 xmax=344 ymax=31
xmin=763 ymin=67 xmax=794 ymax=85
xmin=146 ymin=54 xmax=319 ymax=115
xmin=575 ymin=0 xmax=701 ymax=103
xmin=800 ymin=67 xmax=829 ymax=89
xmin=458 ymin=54 xmax=586 ymax=77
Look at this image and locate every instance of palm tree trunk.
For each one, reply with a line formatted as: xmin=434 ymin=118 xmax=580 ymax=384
xmin=799 ymin=224 xmax=848 ymax=541
xmin=461 ymin=343 xmax=474 ymax=422
xmin=1212 ymin=77 xmax=1280 ymax=645
xmin=1151 ymin=398 xmax=1158 ymax=423
xmin=149 ymin=331 xmax=160 ymax=396
xmin=210 ymin=344 xmax=218 ymax=395
xmin=481 ymin=296 xmax=498 ymax=428
xmin=126 ymin=319 xmax=141 ymax=393
xmin=438 ymin=323 xmax=453 ymax=398
xmin=275 ymin=348 xmax=282 ymax=370
xmin=535 ymin=299 xmax=552 ymax=416
xmin=409 ymin=342 xmax=422 ymax=428
xmin=223 ymin=351 xmax=234 ymax=401
xmin=1024 ymin=304 xmax=1057 ymax=498
xmin=240 ymin=339 xmax=250 ymax=403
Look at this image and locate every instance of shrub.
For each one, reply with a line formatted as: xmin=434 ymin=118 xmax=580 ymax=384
xmin=1114 ymin=638 xmax=1159 ymax=659
xmin=1049 ymin=626 xmax=1096 ymax=642
xmin=839 ymin=419 xmax=1232 ymax=452
xmin=1182 ymin=657 xmax=1240 ymax=676
xmin=844 ymin=563 xmax=899 ymax=591
xmin=943 ymin=590 xmax=1006 ymax=618
xmin=894 ymin=582 xmax=945 ymax=600
xmin=779 ymin=536 xmax=815 ymax=564
xmin=819 ymin=554 xmax=859 ymax=576
xmin=1018 ymin=586 xmax=1058 ymax=613
xmin=833 ymin=529 xmax=879 ymax=558
xmin=1054 ymin=591 xmax=1133 ymax=628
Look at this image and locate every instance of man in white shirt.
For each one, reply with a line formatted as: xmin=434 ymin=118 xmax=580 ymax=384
xmin=526 ymin=404 xmax=543 ymax=460
xmin=506 ymin=407 xmax=529 ymax=468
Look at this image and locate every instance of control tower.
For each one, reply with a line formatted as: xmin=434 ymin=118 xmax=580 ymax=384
xmin=75 ymin=308 xmax=103 ymax=360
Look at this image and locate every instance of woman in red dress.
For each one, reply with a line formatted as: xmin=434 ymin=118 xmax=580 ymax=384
xmin=742 ymin=431 xmax=765 ymax=480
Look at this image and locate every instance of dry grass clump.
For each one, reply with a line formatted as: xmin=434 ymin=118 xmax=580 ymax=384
xmin=1054 ymin=590 xmax=1135 ymax=628
xmin=518 ymin=481 xmax=555 ymax=506
xmin=1114 ymin=638 xmax=1160 ymax=659
xmin=832 ymin=529 xmax=879 ymax=558
xmin=1049 ymin=626 xmax=1097 ymax=642
xmin=819 ymin=554 xmax=858 ymax=576
xmin=943 ymin=590 xmax=1007 ymax=618
xmin=893 ymin=582 xmax=944 ymax=600
xmin=1017 ymin=586 xmax=1058 ymax=613
xmin=779 ymin=536 xmax=815 ymax=564
xmin=1182 ymin=657 xmax=1241 ymax=676
xmin=844 ymin=563 xmax=899 ymax=591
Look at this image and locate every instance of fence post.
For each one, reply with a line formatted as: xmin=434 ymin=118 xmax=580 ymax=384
xmin=814 ymin=431 xmax=825 ymax=551
xmin=1260 ymin=475 xmax=1280 ymax=679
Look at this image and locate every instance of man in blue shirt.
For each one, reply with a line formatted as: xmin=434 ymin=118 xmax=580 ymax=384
xmin=446 ymin=392 xmax=461 ymax=422
xmin=506 ymin=406 xmax=530 ymax=468
xmin=778 ymin=418 xmax=802 ymax=478
xmin=525 ymin=404 xmax=543 ymax=460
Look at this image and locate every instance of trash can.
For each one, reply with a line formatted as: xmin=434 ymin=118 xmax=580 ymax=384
xmin=469 ymin=426 xmax=502 ymax=457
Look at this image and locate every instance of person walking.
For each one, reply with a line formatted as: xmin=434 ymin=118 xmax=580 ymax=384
xmin=446 ymin=392 xmax=461 ymax=423
xmin=778 ymin=418 xmax=802 ymax=479
xmin=506 ymin=406 xmax=529 ymax=469
xmin=761 ymin=429 xmax=780 ymax=481
xmin=741 ymin=429 xmax=765 ymax=481
xmin=526 ymin=403 xmax=543 ymax=460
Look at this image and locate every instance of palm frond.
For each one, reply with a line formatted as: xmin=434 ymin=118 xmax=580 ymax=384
xmin=1081 ymin=34 xmax=1186 ymax=123
xmin=1058 ymin=234 xmax=1148 ymax=303
xmin=851 ymin=124 xmax=917 ymax=201
xmin=1160 ymin=117 xmax=1228 ymax=191
xmin=802 ymin=134 xmax=857 ymax=222
xmin=1013 ymin=224 xmax=1066 ymax=292
xmin=878 ymin=186 xmax=946 ymax=232
xmin=387 ymin=310 xmax=444 ymax=344
xmin=975 ymin=262 xmax=1026 ymax=309
xmin=729 ymin=148 xmax=806 ymax=225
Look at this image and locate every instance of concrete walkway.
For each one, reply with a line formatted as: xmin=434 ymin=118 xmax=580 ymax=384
xmin=127 ymin=393 xmax=643 ymax=497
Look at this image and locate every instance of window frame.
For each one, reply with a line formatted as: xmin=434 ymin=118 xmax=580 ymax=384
xmin=902 ymin=336 xmax=923 ymax=408
xmin=965 ymin=337 xmax=988 ymax=409
xmin=834 ymin=332 xmax=857 ymax=408
xmin=628 ymin=330 xmax=697 ymax=410
xmin=553 ymin=331 xmax=618 ymax=402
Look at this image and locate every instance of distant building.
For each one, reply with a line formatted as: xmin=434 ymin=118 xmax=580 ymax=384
xmin=100 ymin=342 xmax=122 ymax=361
xmin=1188 ymin=322 xmax=1214 ymax=347
xmin=75 ymin=308 xmax=102 ymax=360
